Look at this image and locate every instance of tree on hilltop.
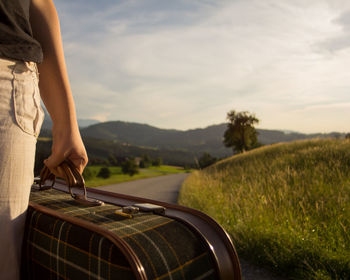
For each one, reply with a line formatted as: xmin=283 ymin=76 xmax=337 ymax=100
xmin=223 ymin=110 xmax=259 ymax=153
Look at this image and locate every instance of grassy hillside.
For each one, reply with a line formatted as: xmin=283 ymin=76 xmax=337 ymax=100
xmin=178 ymin=139 xmax=350 ymax=279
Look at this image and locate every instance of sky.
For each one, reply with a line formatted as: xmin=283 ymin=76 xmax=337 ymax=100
xmin=54 ymin=0 xmax=350 ymax=133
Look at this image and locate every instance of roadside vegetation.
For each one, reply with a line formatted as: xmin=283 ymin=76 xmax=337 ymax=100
xmin=84 ymin=165 xmax=188 ymax=187
xmin=178 ymin=138 xmax=350 ymax=279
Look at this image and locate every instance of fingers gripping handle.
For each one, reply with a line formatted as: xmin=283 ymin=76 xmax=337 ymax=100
xmin=39 ymin=159 xmax=104 ymax=207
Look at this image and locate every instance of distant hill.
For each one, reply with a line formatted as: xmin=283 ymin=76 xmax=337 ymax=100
xmin=257 ymin=129 xmax=345 ymax=145
xmin=37 ymin=119 xmax=346 ymax=169
xmin=80 ymin=121 xmax=230 ymax=158
xmin=79 ymin=121 xmax=346 ymax=158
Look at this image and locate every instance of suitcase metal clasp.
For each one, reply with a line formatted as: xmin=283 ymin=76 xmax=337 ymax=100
xmin=133 ymin=203 xmax=166 ymax=215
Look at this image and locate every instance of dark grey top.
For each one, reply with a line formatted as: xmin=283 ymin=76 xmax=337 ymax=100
xmin=0 ymin=0 xmax=43 ymax=63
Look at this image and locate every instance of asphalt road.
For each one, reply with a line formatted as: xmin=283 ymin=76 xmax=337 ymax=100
xmin=97 ymin=173 xmax=287 ymax=280
xmin=96 ymin=173 xmax=189 ymax=203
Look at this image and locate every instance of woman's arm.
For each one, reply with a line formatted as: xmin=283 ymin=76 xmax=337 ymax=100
xmin=30 ymin=0 xmax=88 ymax=174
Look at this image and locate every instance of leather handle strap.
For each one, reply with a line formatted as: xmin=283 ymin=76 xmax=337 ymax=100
xmin=39 ymin=160 xmax=104 ymax=207
xmin=39 ymin=165 xmax=55 ymax=190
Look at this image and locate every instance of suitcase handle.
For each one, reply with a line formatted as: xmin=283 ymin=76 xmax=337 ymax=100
xmin=39 ymin=159 xmax=104 ymax=207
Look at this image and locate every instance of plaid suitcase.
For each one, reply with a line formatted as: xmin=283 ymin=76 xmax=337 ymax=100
xmin=21 ymin=161 xmax=241 ymax=280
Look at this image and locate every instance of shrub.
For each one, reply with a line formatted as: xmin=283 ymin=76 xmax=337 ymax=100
xmin=82 ymin=167 xmax=96 ymax=180
xmin=97 ymin=167 xmax=111 ymax=179
xmin=121 ymin=159 xmax=139 ymax=176
xmin=152 ymin=157 xmax=162 ymax=166
xmin=140 ymin=155 xmax=151 ymax=168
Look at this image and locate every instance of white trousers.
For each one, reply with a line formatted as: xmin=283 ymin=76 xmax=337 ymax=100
xmin=0 ymin=58 xmax=44 ymax=280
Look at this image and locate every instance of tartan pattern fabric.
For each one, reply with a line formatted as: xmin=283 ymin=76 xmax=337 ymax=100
xmin=23 ymin=188 xmax=218 ymax=279
xmin=23 ymin=208 xmax=135 ymax=280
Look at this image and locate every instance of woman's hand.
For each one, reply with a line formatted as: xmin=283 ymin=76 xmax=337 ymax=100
xmin=44 ymin=125 xmax=88 ymax=176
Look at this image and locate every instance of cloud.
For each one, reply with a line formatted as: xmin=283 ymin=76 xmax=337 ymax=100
xmin=54 ymin=0 xmax=350 ymax=132
xmin=315 ymin=1 xmax=350 ymax=53
xmin=316 ymin=9 xmax=350 ymax=52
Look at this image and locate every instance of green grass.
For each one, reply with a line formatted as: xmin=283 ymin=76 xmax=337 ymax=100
xmin=85 ymin=165 xmax=187 ymax=187
xmin=178 ymin=139 xmax=350 ymax=279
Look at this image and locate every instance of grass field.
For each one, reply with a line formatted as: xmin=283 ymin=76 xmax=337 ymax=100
xmin=84 ymin=165 xmax=188 ymax=187
xmin=178 ymin=139 xmax=350 ymax=279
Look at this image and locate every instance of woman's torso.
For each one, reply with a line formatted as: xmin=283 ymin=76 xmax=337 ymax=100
xmin=0 ymin=0 xmax=43 ymax=63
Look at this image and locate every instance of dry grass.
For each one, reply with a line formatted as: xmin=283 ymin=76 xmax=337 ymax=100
xmin=178 ymin=139 xmax=350 ymax=279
